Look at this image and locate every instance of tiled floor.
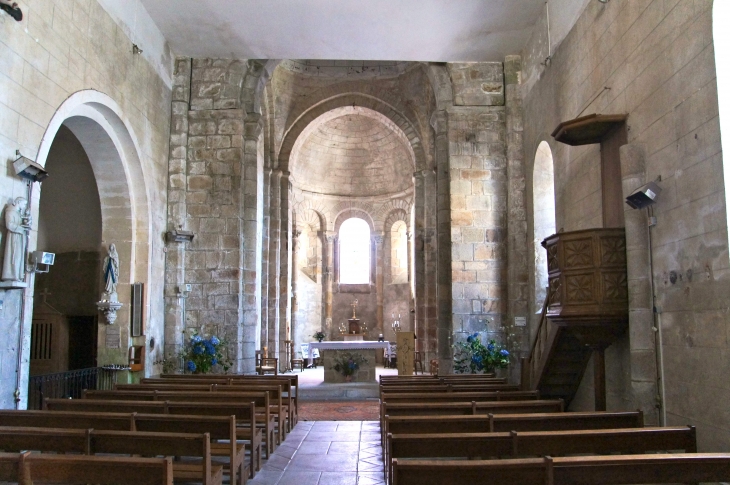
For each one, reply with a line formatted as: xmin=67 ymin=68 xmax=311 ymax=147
xmin=247 ymin=420 xmax=385 ymax=485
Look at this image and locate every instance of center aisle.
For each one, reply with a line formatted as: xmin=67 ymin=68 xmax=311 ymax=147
xmin=247 ymin=420 xmax=384 ymax=485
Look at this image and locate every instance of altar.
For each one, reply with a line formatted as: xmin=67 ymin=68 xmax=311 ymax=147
xmin=308 ymin=341 xmax=391 ymax=383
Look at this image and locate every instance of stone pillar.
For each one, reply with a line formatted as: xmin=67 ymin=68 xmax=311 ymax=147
xmin=432 ymin=110 xmax=453 ymax=374
xmin=260 ymin=169 xmax=271 ymax=348
xmin=163 ymin=57 xmax=191 ymax=364
xmin=424 ymin=169 xmax=439 ymax=363
xmin=374 ymin=233 xmax=385 ymax=336
xmin=413 ymin=170 xmax=427 ymax=351
xmin=324 ymin=231 xmax=336 ymax=337
xmin=240 ymin=113 xmax=264 ymax=374
xmin=267 ymin=170 xmax=282 ymax=356
xmin=505 ymin=55 xmax=529 ymax=375
xmin=620 ymin=144 xmax=659 ymax=425
xmin=278 ymin=172 xmax=292 ymax=371
xmin=291 ymin=229 xmax=300 ymax=350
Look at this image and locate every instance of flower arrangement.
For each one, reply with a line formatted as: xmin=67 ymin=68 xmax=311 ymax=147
xmin=331 ymin=351 xmax=368 ymax=377
xmin=313 ymin=331 xmax=326 ymax=342
xmin=453 ymin=333 xmax=510 ymax=374
xmin=181 ymin=331 xmax=232 ymax=374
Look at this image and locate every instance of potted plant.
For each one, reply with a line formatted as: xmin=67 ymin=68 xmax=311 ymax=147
xmin=180 ymin=331 xmax=232 ymax=374
xmin=313 ymin=331 xmax=326 ymax=342
xmin=331 ymin=351 xmax=368 ymax=382
xmin=453 ymin=333 xmax=509 ymax=374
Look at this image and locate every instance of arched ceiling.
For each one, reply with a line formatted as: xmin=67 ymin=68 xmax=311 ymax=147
xmin=291 ymin=107 xmax=415 ymax=197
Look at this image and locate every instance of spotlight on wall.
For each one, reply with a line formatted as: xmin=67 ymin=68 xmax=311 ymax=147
xmin=625 ymin=181 xmax=662 ymax=210
xmin=132 ymin=44 xmax=143 ymax=55
xmin=28 ymin=251 xmax=55 ymax=274
xmin=13 ymin=151 xmax=48 ymax=182
xmin=166 ymin=229 xmax=195 ymax=243
xmin=597 ymin=0 xmax=609 ymax=3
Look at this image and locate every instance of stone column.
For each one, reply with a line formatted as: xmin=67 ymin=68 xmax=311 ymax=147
xmin=431 ymin=110 xmax=453 ymax=374
xmin=240 ymin=113 xmax=264 ymax=374
xmin=505 ymin=55 xmax=529 ymax=375
xmin=424 ymin=169 xmax=439 ymax=363
xmin=164 ymin=57 xmax=191 ymax=364
xmin=267 ymin=170 xmax=282 ymax=356
xmin=620 ymin=144 xmax=659 ymax=425
xmin=260 ymin=169 xmax=271 ymax=348
xmin=290 ymin=229 xmax=301 ymax=350
xmin=324 ymin=231 xmax=336 ymax=337
xmin=413 ymin=170 xmax=427 ymax=351
xmin=278 ymin=172 xmax=292 ymax=371
xmin=374 ymin=233 xmax=385 ymax=337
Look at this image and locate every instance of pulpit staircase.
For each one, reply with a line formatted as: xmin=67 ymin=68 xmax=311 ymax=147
xmin=521 ymin=229 xmax=629 ymax=409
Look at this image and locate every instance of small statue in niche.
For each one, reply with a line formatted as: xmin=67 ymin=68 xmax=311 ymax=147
xmin=101 ymin=243 xmax=120 ymax=302
xmin=2 ymin=197 xmax=29 ymax=282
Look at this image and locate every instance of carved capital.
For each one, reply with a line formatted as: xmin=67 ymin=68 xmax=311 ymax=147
xmin=373 ymin=235 xmax=384 ymax=245
xmin=243 ymin=113 xmax=263 ymax=140
xmin=325 ymin=231 xmax=337 ymax=243
xmin=429 ymin=110 xmax=448 ymax=134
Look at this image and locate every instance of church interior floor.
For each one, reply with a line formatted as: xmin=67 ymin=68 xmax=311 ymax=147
xmin=247 ymin=420 xmax=384 ymax=485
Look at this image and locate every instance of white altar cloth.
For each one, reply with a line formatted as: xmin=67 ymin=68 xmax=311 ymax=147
xmin=308 ymin=340 xmax=390 ymax=359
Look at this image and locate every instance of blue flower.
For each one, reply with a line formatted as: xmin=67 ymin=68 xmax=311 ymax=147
xmin=467 ymin=335 xmax=474 ymax=343
xmin=192 ymin=345 xmax=204 ymax=355
xmin=187 ymin=361 xmax=196 ymax=372
xmin=487 ymin=343 xmax=495 ymax=351
xmin=204 ymin=341 xmax=216 ymax=355
xmin=500 ymin=349 xmax=510 ymax=356
xmin=211 ymin=358 xmax=218 ymax=366
xmin=210 ymin=336 xmax=220 ymax=346
xmin=191 ymin=335 xmax=202 ymax=343
xmin=471 ymin=355 xmax=482 ymax=363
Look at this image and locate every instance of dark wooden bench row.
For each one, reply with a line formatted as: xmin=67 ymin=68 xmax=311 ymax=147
xmin=0 ymin=426 xmax=224 ymax=485
xmin=386 ymin=426 xmax=697 ymax=484
xmin=391 ymin=454 xmax=730 ymax=485
xmin=0 ymin=451 xmax=174 ymax=485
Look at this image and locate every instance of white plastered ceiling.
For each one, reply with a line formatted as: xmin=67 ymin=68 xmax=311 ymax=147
xmin=138 ymin=0 xmax=591 ymax=61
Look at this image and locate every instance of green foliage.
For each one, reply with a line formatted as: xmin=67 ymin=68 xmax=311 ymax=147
xmin=180 ymin=331 xmax=232 ymax=374
xmin=453 ymin=333 xmax=510 ymax=374
xmin=331 ymin=351 xmax=368 ymax=377
xmin=313 ymin=331 xmax=326 ymax=341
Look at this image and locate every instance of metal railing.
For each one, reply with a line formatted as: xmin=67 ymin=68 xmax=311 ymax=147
xmin=27 ymin=367 xmax=120 ymax=410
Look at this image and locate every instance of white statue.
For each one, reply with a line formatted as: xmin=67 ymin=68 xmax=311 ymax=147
xmin=102 ymin=243 xmax=119 ymax=301
xmin=2 ymin=197 xmax=29 ymax=282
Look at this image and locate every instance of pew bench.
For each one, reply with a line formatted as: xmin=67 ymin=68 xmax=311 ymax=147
xmin=0 ymin=451 xmax=174 ymax=485
xmin=386 ymin=426 xmax=697 ymax=483
xmin=0 ymin=427 xmax=222 ymax=485
xmin=391 ymin=453 xmax=730 ymax=485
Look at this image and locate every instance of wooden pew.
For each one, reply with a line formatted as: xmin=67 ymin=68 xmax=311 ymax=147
xmin=115 ymin=382 xmax=294 ymax=433
xmin=44 ymin=399 xmax=266 ymax=473
xmin=84 ymin=389 xmax=285 ymax=446
xmin=386 ymin=426 xmax=697 ymax=483
xmin=0 ymin=410 xmax=253 ymax=483
xmin=391 ymin=454 xmax=730 ymax=485
xmin=155 ymin=374 xmax=299 ymax=426
xmin=380 ymin=390 xmax=540 ymax=404
xmin=380 ymin=400 xmax=564 ymax=447
xmin=0 ymin=451 xmax=174 ymax=485
xmin=0 ymin=426 xmax=221 ymax=485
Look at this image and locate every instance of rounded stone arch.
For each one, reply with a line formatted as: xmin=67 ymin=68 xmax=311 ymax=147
xmin=295 ymin=206 xmax=325 ymax=233
xmin=383 ymin=208 xmax=411 ymax=285
xmin=278 ymin=93 xmax=428 ymax=173
xmin=34 ymin=90 xmax=152 ymax=358
xmin=373 ymin=199 xmax=412 ymax=233
xmin=530 ymin=140 xmax=557 ymax=316
xmin=333 ymin=208 xmax=375 ymax=234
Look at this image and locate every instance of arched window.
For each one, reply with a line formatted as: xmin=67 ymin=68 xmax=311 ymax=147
xmin=339 ymin=218 xmax=371 ymax=284
xmin=390 ymin=220 xmax=408 ymax=284
xmin=533 ymin=141 xmax=556 ymax=308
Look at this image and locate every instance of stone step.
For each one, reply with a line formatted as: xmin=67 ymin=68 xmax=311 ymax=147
xmin=298 ymin=381 xmax=380 ymax=400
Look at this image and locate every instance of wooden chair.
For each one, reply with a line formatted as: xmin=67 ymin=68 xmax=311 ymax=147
xmin=413 ymin=351 xmax=424 ymax=374
xmin=290 ymin=341 xmax=304 ymax=372
xmin=256 ymin=348 xmax=278 ymax=375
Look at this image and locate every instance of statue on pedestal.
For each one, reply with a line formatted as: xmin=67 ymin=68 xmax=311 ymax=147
xmin=2 ymin=197 xmax=29 ymax=283
xmin=102 ymin=243 xmax=119 ymax=302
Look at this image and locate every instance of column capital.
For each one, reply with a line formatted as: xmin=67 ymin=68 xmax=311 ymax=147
xmin=413 ymin=169 xmax=429 ymax=179
xmin=373 ymin=234 xmax=385 ymax=245
xmin=243 ymin=113 xmax=263 ymax=140
xmin=325 ymin=231 xmax=337 ymax=243
xmin=430 ymin=109 xmax=448 ymax=134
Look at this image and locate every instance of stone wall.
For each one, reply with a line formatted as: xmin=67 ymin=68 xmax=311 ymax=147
xmin=447 ymin=62 xmax=510 ymax=344
xmin=0 ymin=0 xmax=172 ymax=408
xmin=521 ymin=0 xmax=729 ymax=448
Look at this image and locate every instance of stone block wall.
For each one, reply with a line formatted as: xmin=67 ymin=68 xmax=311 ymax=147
xmin=521 ymin=0 xmax=728 ymax=447
xmin=448 ymin=102 xmax=509 ymax=341
xmin=0 ymin=0 xmax=172 ymax=408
